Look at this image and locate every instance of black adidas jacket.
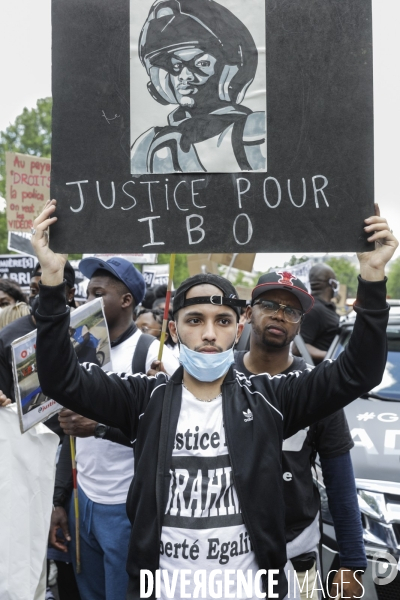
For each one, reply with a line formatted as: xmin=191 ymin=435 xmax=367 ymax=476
xmin=36 ymin=277 xmax=389 ymax=600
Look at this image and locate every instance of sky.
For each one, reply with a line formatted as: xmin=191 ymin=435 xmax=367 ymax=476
xmin=0 ymin=0 xmax=399 ymax=271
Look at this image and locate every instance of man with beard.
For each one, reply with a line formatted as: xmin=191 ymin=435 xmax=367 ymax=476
xmin=235 ymin=272 xmax=366 ymax=599
xmin=131 ymin=0 xmax=266 ymax=173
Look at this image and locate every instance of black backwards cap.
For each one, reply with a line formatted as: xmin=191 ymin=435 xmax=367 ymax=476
xmin=173 ymin=274 xmax=246 ymax=320
xmin=32 ymin=261 xmax=76 ymax=289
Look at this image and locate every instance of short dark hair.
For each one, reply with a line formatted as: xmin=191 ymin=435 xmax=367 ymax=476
xmin=141 ymin=288 xmax=156 ymax=309
xmin=0 ymin=279 xmax=27 ymax=304
xmin=152 ymin=297 xmax=166 ymax=310
xmin=136 ymin=307 xmax=168 ymax=325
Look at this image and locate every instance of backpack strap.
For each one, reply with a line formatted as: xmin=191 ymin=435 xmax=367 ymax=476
xmin=131 ymin=333 xmax=156 ymax=374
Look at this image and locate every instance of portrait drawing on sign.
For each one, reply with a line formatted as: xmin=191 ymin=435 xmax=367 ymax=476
xmin=130 ymin=0 xmax=267 ymax=174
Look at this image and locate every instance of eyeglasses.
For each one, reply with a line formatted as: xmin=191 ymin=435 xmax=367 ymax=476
xmin=139 ymin=325 xmax=162 ymax=336
xmin=252 ymin=300 xmax=303 ymax=323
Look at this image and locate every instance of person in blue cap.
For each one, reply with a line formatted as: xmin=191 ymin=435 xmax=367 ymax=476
xmin=49 ymin=255 xmax=179 ymax=600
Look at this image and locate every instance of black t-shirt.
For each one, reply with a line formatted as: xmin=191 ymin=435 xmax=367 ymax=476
xmin=300 ymin=297 xmax=339 ymax=351
xmin=234 ymin=351 xmax=353 ymax=542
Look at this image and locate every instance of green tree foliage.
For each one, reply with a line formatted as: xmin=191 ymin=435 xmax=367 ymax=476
xmin=233 ymin=271 xmax=245 ymax=287
xmin=0 ymin=211 xmax=7 ymax=254
xmin=325 ymin=257 xmax=358 ymax=297
xmin=157 ymin=254 xmax=189 ymax=287
xmin=387 ymin=257 xmax=400 ymax=299
xmin=0 ymin=97 xmax=52 ymax=197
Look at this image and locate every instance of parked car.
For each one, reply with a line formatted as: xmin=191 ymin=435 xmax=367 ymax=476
xmin=315 ymin=305 xmax=400 ymax=599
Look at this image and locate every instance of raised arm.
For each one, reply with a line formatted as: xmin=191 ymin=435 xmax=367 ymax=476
xmin=276 ymin=211 xmax=398 ymax=437
xmin=31 ymin=201 xmax=159 ymax=440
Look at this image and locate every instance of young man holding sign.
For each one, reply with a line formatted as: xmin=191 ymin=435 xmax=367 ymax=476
xmin=32 ymin=200 xmax=397 ymax=600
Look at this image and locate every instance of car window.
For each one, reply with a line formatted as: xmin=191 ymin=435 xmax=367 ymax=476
xmin=332 ymin=329 xmax=400 ymax=401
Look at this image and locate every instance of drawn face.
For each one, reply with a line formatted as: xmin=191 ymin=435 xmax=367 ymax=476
xmin=167 ymin=48 xmax=218 ymax=108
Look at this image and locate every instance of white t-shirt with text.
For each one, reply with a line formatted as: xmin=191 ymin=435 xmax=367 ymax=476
xmin=159 ymin=387 xmax=260 ymax=599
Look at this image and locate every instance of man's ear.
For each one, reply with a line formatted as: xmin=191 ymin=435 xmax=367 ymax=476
xmin=169 ymin=320 xmax=178 ymax=344
xmin=236 ymin=322 xmax=244 ymax=343
xmin=67 ymin=287 xmax=76 ymax=303
xmin=122 ymin=293 xmax=134 ymax=310
xmin=245 ymin=306 xmax=253 ymax=323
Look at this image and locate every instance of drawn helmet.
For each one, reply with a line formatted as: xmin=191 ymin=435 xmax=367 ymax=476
xmin=139 ymin=0 xmax=258 ymax=105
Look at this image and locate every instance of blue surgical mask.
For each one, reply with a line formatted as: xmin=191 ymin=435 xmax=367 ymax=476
xmin=177 ymin=332 xmax=236 ymax=382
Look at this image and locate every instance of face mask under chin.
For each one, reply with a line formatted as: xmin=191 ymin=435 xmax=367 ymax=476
xmin=177 ymin=328 xmax=237 ymax=382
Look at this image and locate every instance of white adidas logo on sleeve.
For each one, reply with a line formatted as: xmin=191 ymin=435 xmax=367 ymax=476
xmin=243 ymin=409 xmax=253 ymax=423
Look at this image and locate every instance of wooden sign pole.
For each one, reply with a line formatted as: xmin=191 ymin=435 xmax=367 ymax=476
xmin=70 ymin=436 xmax=81 ymax=574
xmin=157 ymin=254 xmax=176 ymax=362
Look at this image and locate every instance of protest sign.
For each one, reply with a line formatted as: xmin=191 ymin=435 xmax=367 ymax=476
xmin=50 ymin=0 xmax=374 ymax=254
xmin=187 ymin=255 xmax=219 ymax=277
xmin=6 ymin=152 xmax=50 ymax=233
xmin=69 ymin=259 xmax=89 ymax=302
xmin=11 ymin=298 xmax=111 ymax=433
xmin=7 ymin=231 xmax=36 ymax=258
xmin=142 ymin=264 xmax=170 ymax=288
xmin=212 ymin=254 xmax=256 ymax=273
xmin=0 ymin=253 xmax=36 ymax=294
xmin=273 ymin=259 xmax=315 ymax=292
xmin=82 ymin=253 xmax=158 ymax=264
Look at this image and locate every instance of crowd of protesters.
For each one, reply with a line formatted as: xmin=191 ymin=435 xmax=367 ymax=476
xmin=0 ymin=204 xmax=397 ymax=600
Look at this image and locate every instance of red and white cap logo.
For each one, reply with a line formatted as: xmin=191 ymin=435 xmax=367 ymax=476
xmin=277 ymin=271 xmax=296 ymax=286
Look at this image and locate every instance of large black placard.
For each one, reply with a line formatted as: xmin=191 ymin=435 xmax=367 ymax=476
xmin=50 ymin=0 xmax=374 ymax=254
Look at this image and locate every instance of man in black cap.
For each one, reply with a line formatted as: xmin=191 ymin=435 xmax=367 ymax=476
xmin=31 ymin=200 xmax=397 ymax=599
xmin=235 ymin=272 xmax=365 ymax=599
xmin=29 ymin=260 xmax=76 ymax=309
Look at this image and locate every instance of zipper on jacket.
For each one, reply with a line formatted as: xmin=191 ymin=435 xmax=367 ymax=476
xmin=221 ymin=381 xmax=264 ymax=576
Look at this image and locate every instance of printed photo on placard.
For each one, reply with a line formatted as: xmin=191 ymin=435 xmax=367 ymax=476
xmin=130 ymin=0 xmax=267 ymax=174
xmin=12 ymin=298 xmax=111 ymax=433
xmin=11 ymin=332 xmax=61 ymax=433
xmin=69 ymin=298 xmax=112 ymax=370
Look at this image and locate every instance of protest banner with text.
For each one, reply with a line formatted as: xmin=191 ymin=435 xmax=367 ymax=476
xmin=0 ymin=253 xmax=36 ymax=294
xmin=6 ymin=152 xmax=51 ymax=233
xmin=50 ymin=0 xmax=374 ymax=254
